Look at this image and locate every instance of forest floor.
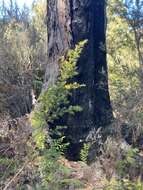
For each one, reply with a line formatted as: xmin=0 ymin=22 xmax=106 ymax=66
xmin=1 ymin=114 xmax=143 ymax=190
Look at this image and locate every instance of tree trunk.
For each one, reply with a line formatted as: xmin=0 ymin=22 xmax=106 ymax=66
xmin=45 ymin=0 xmax=113 ymax=158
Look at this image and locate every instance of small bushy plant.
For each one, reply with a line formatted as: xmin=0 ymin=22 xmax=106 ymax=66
xmin=103 ymin=178 xmax=143 ymax=190
xmin=116 ymin=147 xmax=139 ymax=178
xmin=0 ymin=157 xmax=18 ymax=179
xmin=31 ymin=40 xmax=87 ymax=189
xmin=80 ymin=143 xmax=90 ymax=163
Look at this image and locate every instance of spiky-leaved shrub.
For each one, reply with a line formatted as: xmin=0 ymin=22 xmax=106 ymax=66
xmin=80 ymin=143 xmax=90 ymax=163
xmin=30 ymin=40 xmax=87 ymax=189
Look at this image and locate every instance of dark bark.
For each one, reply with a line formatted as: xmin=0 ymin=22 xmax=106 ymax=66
xmin=46 ymin=0 xmax=113 ymax=158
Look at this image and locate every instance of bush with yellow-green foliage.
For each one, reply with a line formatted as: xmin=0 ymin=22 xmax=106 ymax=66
xmin=100 ymin=178 xmax=143 ymax=190
xmin=80 ymin=143 xmax=90 ymax=163
xmin=4 ymin=21 xmax=33 ymax=77
xmin=107 ymin=0 xmax=143 ymax=144
xmin=0 ymin=0 xmax=46 ymax=92
xmin=30 ymin=41 xmax=87 ymax=189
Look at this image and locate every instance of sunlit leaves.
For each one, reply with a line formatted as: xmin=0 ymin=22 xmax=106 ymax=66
xmin=31 ymin=41 xmax=87 ymax=149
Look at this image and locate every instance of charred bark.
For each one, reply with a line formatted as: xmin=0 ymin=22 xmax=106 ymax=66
xmin=46 ymin=0 xmax=113 ymax=158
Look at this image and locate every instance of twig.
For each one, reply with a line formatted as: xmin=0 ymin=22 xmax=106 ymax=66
xmin=3 ymin=160 xmax=29 ymax=190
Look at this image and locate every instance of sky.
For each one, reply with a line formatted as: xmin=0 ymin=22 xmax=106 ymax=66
xmin=16 ymin=0 xmax=33 ymax=7
xmin=0 ymin=0 xmax=33 ymax=8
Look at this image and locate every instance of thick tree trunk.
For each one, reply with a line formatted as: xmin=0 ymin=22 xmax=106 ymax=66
xmin=45 ymin=0 xmax=113 ymax=158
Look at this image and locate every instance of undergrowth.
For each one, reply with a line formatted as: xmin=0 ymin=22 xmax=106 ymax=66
xmin=30 ymin=40 xmax=87 ymax=189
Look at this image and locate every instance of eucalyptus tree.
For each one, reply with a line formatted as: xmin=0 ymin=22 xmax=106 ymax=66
xmin=46 ymin=0 xmax=113 ymax=158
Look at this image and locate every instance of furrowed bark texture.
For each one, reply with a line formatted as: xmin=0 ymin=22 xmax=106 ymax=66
xmin=45 ymin=0 xmax=113 ymax=157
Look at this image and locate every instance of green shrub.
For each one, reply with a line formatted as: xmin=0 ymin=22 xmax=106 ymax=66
xmin=31 ymin=40 xmax=87 ymax=189
xmin=116 ymin=147 xmax=139 ymax=178
xmin=0 ymin=157 xmax=18 ymax=180
xmin=80 ymin=143 xmax=90 ymax=163
xmin=103 ymin=179 xmax=143 ymax=190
